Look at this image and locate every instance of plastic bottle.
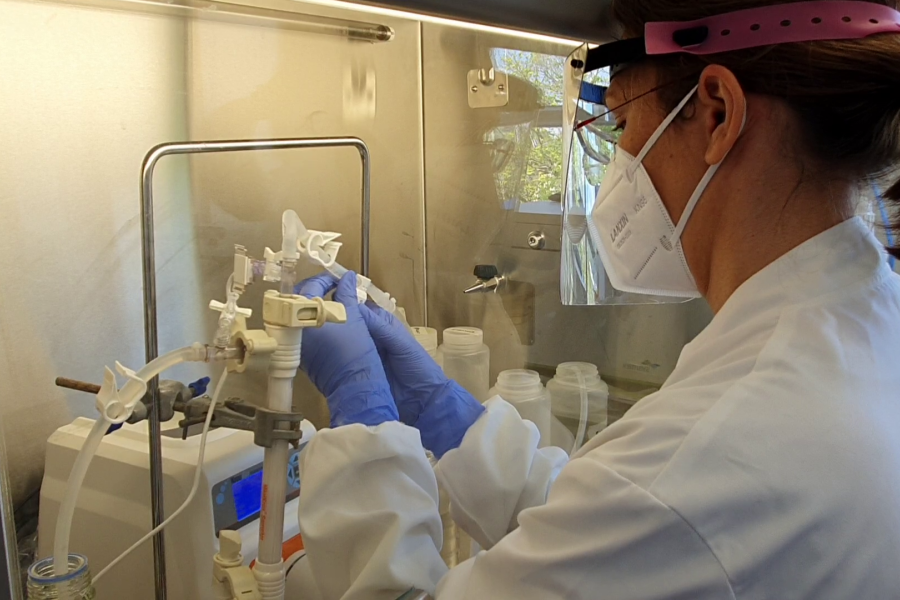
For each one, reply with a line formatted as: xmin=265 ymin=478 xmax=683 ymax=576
xmin=437 ymin=327 xmax=490 ymax=402
xmin=27 ymin=554 xmax=95 ymax=599
xmin=489 ymin=370 xmax=551 ymax=447
xmin=415 ymin=331 xmax=455 ymax=566
xmin=433 ymin=328 xmax=486 ymax=565
xmin=547 ymin=362 xmax=609 ymax=442
xmin=411 ymin=327 xmax=438 ymax=359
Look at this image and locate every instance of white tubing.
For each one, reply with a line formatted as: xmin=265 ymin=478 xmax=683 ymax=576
xmin=94 ymin=368 xmax=230 ymax=583
xmin=258 ymin=442 xmax=290 ymax=565
xmin=52 ymin=416 xmax=110 ymax=577
xmin=52 ymin=344 xmax=207 ymax=577
xmin=254 ymin=326 xmax=301 ymax=600
xmin=571 ymin=368 xmax=589 ymax=455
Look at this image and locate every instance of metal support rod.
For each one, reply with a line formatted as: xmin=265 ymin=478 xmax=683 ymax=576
xmin=0 ymin=421 xmax=23 ymax=600
xmin=140 ymin=137 xmax=371 ymax=600
xmin=55 ymin=377 xmax=102 ymax=395
xmin=37 ymin=0 xmax=395 ymax=43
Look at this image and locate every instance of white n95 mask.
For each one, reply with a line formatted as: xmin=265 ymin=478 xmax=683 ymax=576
xmin=587 ymin=84 xmax=743 ymax=298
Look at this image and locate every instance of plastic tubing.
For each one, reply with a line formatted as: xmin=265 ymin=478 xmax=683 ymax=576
xmin=571 ymin=368 xmax=589 ymax=455
xmin=94 ymin=368 xmax=230 ymax=583
xmin=284 ymin=209 xmax=398 ymax=316
xmin=52 ymin=344 xmax=208 ymax=576
xmin=280 ymin=211 xmax=301 ymax=295
xmin=323 ymin=261 xmax=399 ymax=316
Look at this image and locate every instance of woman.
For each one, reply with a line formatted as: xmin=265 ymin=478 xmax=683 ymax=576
xmin=294 ymin=1 xmax=900 ymax=598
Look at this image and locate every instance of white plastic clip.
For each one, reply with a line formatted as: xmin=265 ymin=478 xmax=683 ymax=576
xmin=301 ymin=230 xmax=343 ymax=268
xmin=95 ymin=362 xmax=146 ymax=424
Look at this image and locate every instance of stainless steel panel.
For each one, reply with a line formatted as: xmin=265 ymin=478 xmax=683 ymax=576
xmin=357 ymin=0 xmax=617 ymax=42
xmin=422 ymin=23 xmax=713 ymax=405
xmin=180 ymin=1 xmax=426 ymax=429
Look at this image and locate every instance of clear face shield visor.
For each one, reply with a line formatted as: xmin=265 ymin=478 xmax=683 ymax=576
xmin=560 ymin=43 xmax=683 ymax=306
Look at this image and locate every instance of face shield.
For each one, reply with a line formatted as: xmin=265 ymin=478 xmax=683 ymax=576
xmin=560 ymin=42 xmax=682 ymax=306
xmin=559 ymin=1 xmax=900 ymax=306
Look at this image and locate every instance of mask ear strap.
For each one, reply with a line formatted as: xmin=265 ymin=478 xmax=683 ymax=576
xmin=671 ymin=98 xmax=749 ymax=244
xmin=628 ymin=85 xmax=700 ymax=178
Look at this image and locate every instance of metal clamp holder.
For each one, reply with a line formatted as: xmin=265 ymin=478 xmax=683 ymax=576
xmin=179 ymin=397 xmax=304 ymax=448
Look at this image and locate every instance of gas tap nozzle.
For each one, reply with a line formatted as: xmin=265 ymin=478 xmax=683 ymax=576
xmin=464 ymin=264 xmax=505 ymax=294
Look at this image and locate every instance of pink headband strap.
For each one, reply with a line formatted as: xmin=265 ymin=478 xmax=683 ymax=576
xmin=646 ymin=1 xmax=900 ymax=56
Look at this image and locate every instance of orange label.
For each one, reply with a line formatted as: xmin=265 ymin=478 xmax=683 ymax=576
xmin=259 ymin=484 xmax=269 ymax=540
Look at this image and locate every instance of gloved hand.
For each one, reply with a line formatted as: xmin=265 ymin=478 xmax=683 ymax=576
xmin=295 ymin=272 xmax=398 ymax=428
xmin=359 ymin=304 xmax=484 ymax=458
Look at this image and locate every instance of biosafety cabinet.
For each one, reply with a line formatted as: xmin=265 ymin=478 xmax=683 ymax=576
xmin=0 ymin=0 xmax=712 ymax=597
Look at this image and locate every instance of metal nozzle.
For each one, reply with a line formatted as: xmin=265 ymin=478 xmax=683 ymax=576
xmin=464 ymin=276 xmax=504 ymax=294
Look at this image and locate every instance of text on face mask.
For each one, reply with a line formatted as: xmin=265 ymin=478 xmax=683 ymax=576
xmin=610 ymin=214 xmax=629 ymax=243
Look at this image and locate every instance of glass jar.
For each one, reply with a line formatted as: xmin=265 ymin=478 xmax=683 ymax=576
xmin=437 ymin=327 xmax=490 ymax=402
xmin=27 ymin=554 xmax=95 ymax=599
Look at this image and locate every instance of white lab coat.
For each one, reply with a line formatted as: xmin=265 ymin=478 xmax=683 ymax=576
xmin=298 ymin=217 xmax=900 ymax=600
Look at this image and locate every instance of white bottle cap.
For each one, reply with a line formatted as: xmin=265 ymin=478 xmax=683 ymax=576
xmin=441 ymin=327 xmax=484 ymax=350
xmin=496 ymin=369 xmax=543 ymax=399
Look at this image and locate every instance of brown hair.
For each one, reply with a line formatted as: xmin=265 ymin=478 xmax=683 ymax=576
xmin=612 ymin=0 xmax=900 ymax=258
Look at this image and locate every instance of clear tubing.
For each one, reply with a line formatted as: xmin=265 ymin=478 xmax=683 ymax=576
xmin=279 ymin=259 xmax=298 ymax=296
xmin=323 ymin=261 xmax=399 ymax=316
xmin=285 ymin=208 xmax=398 ymax=316
xmin=214 ymin=276 xmax=239 ymax=349
xmin=280 ymin=211 xmax=301 ymax=295
xmin=94 ymin=369 xmax=230 ymax=583
xmin=53 ymin=344 xmax=207 ymax=577
xmin=571 ymin=368 xmax=589 ymax=455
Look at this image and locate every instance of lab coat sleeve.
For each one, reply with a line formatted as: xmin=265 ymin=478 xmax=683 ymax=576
xmin=297 ymin=398 xmax=568 ymax=599
xmin=298 ymin=420 xmax=448 ymax=600
xmin=434 ymin=398 xmax=570 ymax=549
xmin=299 ymin=399 xmax=733 ymax=599
xmin=435 ymin=449 xmax=735 ymax=599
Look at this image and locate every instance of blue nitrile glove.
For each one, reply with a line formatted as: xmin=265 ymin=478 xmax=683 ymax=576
xmin=295 ymin=272 xmax=398 ymax=428
xmin=359 ymin=304 xmax=484 ymax=458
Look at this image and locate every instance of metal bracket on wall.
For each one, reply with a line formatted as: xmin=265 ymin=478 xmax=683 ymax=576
xmin=467 ymin=68 xmax=509 ymax=109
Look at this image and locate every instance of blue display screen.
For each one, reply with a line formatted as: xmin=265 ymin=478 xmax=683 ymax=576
xmin=232 ymin=470 xmax=263 ymax=522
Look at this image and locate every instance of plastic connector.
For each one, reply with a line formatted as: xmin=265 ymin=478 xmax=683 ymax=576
xmin=263 ymin=248 xmax=282 ymax=283
xmin=210 ymin=289 xmax=252 ymax=350
xmin=233 ymin=246 xmax=254 ymax=292
xmin=208 ymin=300 xmax=253 ymax=320
xmin=261 ymin=291 xmax=347 ymax=328
xmin=228 ymin=330 xmax=278 ymax=373
xmin=214 ymin=531 xmax=261 ymax=600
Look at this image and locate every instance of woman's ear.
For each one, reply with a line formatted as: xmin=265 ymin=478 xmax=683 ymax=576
xmin=697 ymin=64 xmax=747 ymax=165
